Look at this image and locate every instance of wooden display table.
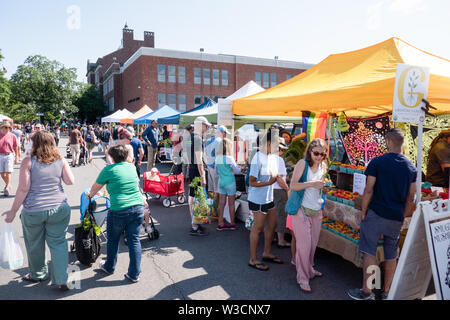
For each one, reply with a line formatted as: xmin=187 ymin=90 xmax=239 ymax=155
xmin=317 ymin=228 xmax=385 ymax=268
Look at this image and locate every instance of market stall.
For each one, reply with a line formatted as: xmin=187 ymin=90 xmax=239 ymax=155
xmin=101 ymin=108 xmax=133 ymax=123
xmin=231 ymin=37 xmax=450 ymax=268
xmin=120 ymin=105 xmax=153 ymax=125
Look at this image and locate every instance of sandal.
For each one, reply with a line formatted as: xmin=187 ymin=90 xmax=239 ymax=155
xmin=300 ymin=283 xmax=312 ymax=293
xmin=262 ymin=256 xmax=284 ymax=264
xmin=248 ymin=262 xmax=269 ymax=271
xmin=57 ymin=284 xmax=70 ymax=291
xmin=22 ymin=274 xmax=43 ymax=283
xmin=312 ymin=270 xmax=323 ymax=278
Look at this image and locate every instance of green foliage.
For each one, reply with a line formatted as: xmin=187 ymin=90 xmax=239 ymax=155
xmin=8 ymin=55 xmax=80 ymax=122
xmin=76 ymin=217 xmax=101 ymax=236
xmin=73 ymin=83 xmax=106 ymax=123
xmin=281 ymin=137 xmax=307 ymax=166
xmin=0 ymin=50 xmax=11 ymax=113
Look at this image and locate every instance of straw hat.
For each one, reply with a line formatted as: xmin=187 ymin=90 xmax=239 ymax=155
xmin=0 ymin=121 xmax=12 ymax=128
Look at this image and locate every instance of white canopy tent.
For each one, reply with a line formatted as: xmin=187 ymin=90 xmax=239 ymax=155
xmin=0 ymin=114 xmax=12 ymax=122
xmin=101 ymin=109 xmax=133 ymax=123
xmin=217 ymin=80 xmax=265 ymax=129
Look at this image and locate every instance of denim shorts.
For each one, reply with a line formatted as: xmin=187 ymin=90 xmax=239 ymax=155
xmin=359 ymin=209 xmax=403 ymax=260
xmin=218 ymin=183 xmax=236 ymax=196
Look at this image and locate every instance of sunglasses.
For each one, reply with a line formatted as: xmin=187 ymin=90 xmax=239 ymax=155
xmin=312 ymin=151 xmax=326 ymax=158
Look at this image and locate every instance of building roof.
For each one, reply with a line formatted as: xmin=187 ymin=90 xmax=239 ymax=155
xmin=121 ymin=47 xmax=314 ymax=74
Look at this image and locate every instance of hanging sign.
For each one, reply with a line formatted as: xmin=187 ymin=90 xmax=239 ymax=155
xmin=392 ymin=63 xmax=430 ymax=124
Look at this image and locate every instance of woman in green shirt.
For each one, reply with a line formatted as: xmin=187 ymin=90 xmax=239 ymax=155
xmin=88 ymin=145 xmax=144 ymax=283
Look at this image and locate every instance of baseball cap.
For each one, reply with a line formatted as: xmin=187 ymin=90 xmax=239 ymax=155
xmin=126 ymin=126 xmax=135 ymax=136
xmin=217 ymin=125 xmax=230 ymax=135
xmin=0 ymin=121 xmax=11 ymax=128
xmin=194 ymin=116 xmax=212 ymax=127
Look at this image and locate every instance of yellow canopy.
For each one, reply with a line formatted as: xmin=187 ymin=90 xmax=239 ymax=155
xmin=233 ymin=37 xmax=450 ymax=117
xmin=120 ymin=105 xmax=153 ymax=124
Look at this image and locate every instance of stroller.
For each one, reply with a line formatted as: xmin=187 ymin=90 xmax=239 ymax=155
xmin=70 ymin=188 xmax=111 ymax=252
xmin=79 ymin=144 xmax=88 ymax=166
xmin=66 ymin=144 xmax=87 ymax=166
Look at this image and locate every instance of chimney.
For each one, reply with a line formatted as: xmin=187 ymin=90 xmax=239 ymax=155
xmin=122 ymin=24 xmax=134 ymax=47
xmin=144 ymin=31 xmax=155 ymax=48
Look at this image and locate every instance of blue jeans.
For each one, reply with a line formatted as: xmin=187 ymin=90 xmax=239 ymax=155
xmin=104 ymin=205 xmax=144 ymax=280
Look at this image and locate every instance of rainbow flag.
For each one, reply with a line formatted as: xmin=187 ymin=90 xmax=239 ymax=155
xmin=302 ymin=111 xmax=328 ymax=142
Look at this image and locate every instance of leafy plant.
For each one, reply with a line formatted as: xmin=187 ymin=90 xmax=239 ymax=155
xmin=76 ymin=217 xmax=101 ymax=236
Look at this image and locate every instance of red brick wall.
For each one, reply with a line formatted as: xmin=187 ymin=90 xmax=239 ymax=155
xmin=119 ymin=55 xmax=306 ymax=112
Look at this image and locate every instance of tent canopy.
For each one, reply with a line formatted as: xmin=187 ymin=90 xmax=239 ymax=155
xmin=0 ymin=114 xmax=12 ymax=121
xmin=159 ymin=100 xmax=216 ymax=125
xmin=101 ymin=109 xmax=133 ymax=123
xmin=233 ymin=38 xmax=450 ymax=117
xmin=178 ymin=100 xmax=217 ymax=127
xmin=134 ymin=105 xmax=180 ymax=125
xmin=120 ymin=105 xmax=153 ymax=124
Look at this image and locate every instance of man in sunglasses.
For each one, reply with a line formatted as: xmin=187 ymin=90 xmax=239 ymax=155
xmin=348 ymin=128 xmax=417 ymax=300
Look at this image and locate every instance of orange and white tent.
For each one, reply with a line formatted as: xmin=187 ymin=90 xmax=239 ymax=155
xmin=233 ymin=37 xmax=450 ymax=117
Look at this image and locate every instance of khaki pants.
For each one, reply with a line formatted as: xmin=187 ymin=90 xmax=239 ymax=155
xmin=147 ymin=146 xmax=157 ymax=171
xmin=70 ymin=144 xmax=81 ymax=166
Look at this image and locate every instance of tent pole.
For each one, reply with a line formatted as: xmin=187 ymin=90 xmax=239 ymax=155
xmin=415 ymin=112 xmax=425 ymax=204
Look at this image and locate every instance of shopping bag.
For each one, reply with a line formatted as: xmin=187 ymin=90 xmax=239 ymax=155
xmin=192 ymin=187 xmax=212 ymax=225
xmin=245 ymin=211 xmax=254 ymax=231
xmin=0 ymin=222 xmax=24 ymax=270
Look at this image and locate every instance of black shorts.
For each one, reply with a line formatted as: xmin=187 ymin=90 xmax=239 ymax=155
xmin=248 ymin=201 xmax=275 ymax=214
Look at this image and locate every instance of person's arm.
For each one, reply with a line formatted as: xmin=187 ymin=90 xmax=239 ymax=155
xmin=87 ymin=183 xmax=105 ymax=199
xmin=404 ymin=182 xmax=417 ymax=217
xmin=138 ymin=147 xmax=144 ymax=165
xmin=1 ymin=157 xmax=32 ymax=223
xmin=228 ymin=156 xmax=242 ymax=174
xmin=61 ymin=158 xmax=75 ymax=185
xmin=360 ymin=176 xmax=376 ymax=220
xmin=195 ymin=150 xmax=206 ymax=186
xmin=289 ymin=159 xmax=323 ymax=191
xmin=142 ymin=127 xmax=150 ymax=145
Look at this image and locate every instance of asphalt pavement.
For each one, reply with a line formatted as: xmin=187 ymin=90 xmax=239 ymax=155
xmin=0 ymin=136 xmax=373 ymax=300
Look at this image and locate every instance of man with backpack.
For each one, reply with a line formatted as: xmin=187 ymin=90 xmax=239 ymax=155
xmin=100 ymin=125 xmax=111 ymax=158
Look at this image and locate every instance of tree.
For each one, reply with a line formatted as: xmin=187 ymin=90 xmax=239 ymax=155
xmin=0 ymin=49 xmax=11 ymax=114
xmin=9 ymin=55 xmax=80 ymax=122
xmin=74 ymin=84 xmax=106 ymax=123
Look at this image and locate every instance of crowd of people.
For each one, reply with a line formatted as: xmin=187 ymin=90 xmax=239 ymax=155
xmin=0 ymin=115 xmax=449 ymax=299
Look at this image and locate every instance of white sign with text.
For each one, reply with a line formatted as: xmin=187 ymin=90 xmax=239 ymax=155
xmin=392 ymin=63 xmax=430 ymax=124
xmin=352 ymin=173 xmax=367 ymax=195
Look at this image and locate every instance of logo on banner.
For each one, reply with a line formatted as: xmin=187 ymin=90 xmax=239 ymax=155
xmin=393 ymin=64 xmax=430 ymax=124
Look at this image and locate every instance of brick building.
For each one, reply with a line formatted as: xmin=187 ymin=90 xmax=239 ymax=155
xmin=87 ymin=25 xmax=313 ymax=114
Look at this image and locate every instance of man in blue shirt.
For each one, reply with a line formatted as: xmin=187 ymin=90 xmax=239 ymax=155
xmin=142 ymin=120 xmax=160 ymax=171
xmin=127 ymin=126 xmax=144 ymax=177
xmin=348 ymin=128 xmax=417 ymax=300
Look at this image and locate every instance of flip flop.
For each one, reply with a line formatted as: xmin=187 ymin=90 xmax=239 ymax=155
xmin=248 ymin=263 xmax=269 ymax=271
xmin=312 ymin=270 xmax=323 ymax=277
xmin=262 ymin=256 xmax=284 ymax=264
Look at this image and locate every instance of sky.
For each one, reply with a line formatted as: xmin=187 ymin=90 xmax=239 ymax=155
xmin=1 ymin=0 xmax=449 ymax=83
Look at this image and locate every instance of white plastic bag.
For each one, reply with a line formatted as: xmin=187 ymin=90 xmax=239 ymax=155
xmin=0 ymin=222 xmax=24 ymax=270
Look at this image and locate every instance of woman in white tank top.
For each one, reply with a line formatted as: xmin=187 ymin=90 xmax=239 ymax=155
xmin=288 ymin=138 xmax=328 ymax=293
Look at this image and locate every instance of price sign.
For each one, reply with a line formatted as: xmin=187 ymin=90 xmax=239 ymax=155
xmin=353 ymin=173 xmax=366 ymax=195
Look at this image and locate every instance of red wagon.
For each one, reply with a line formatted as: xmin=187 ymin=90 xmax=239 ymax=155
xmin=143 ymin=168 xmax=186 ymax=208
